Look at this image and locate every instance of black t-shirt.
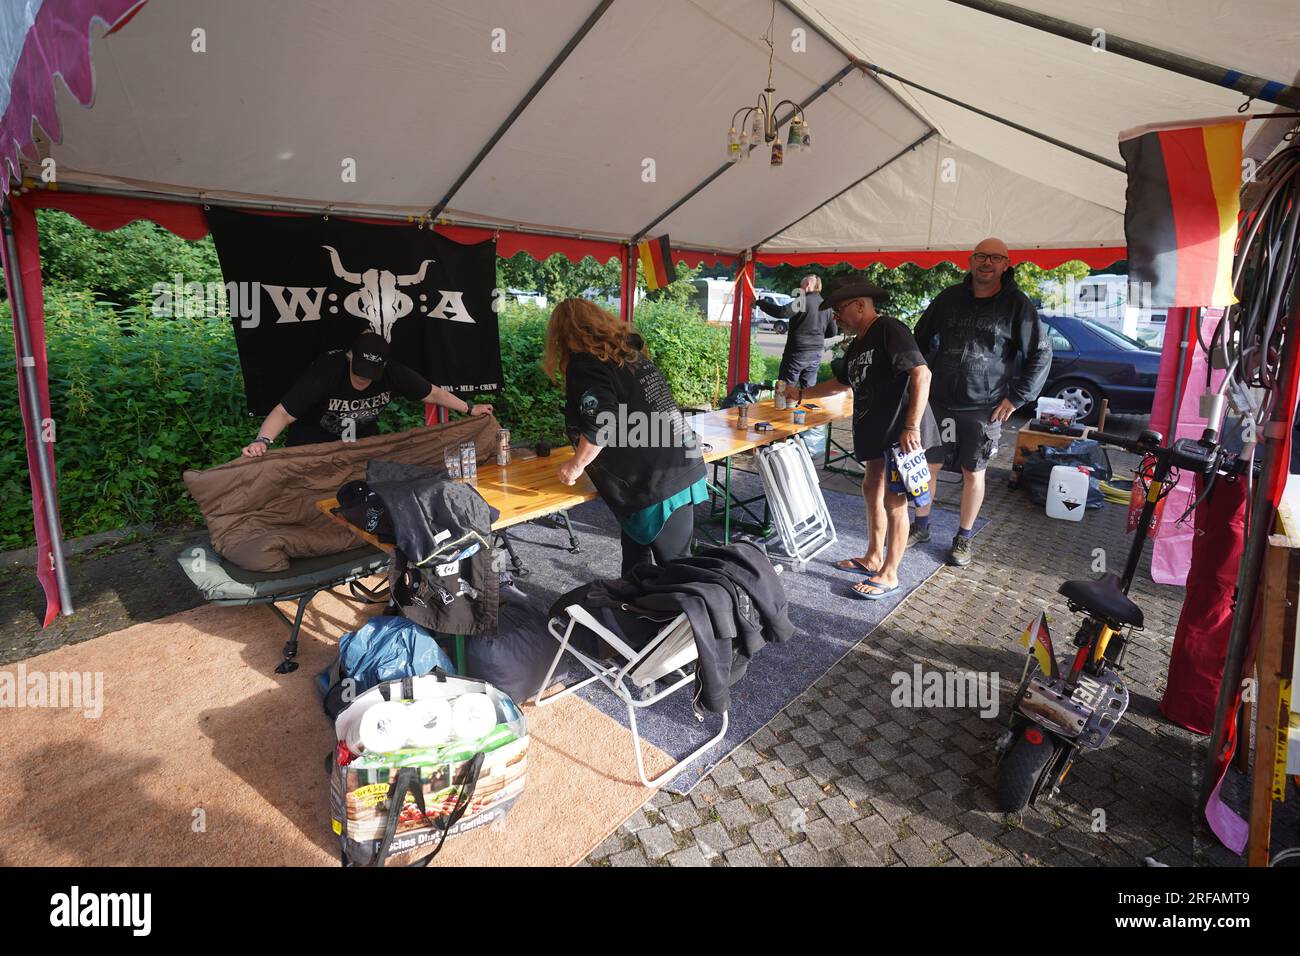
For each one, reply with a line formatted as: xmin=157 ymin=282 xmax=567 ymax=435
xmin=563 ymin=345 xmax=705 ymax=518
xmin=836 ymin=316 xmax=941 ymax=461
xmin=280 ymin=351 xmax=432 ymax=446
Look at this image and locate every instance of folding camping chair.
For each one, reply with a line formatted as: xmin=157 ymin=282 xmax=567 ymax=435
xmin=754 ymin=437 xmax=836 ymax=570
xmin=533 ymin=604 xmax=728 ymax=787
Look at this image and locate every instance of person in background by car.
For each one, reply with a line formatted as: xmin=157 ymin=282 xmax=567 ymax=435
xmin=910 ymin=237 xmax=1051 ymax=567
xmin=240 ymin=331 xmax=492 ymax=455
xmin=755 ymin=274 xmax=837 ymax=389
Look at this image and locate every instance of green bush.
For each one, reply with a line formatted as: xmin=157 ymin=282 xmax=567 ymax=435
xmin=494 ymin=303 xmax=566 ymax=447
xmin=0 ymin=291 xmax=252 ymax=549
xmin=632 ymin=299 xmax=766 ymax=407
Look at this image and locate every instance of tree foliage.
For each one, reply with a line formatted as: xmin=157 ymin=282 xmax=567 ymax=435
xmin=758 ymin=258 xmax=1095 ymax=327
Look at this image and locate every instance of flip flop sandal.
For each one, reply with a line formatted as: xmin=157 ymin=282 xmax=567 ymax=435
xmin=851 ymin=580 xmax=899 ymax=601
xmin=833 ymin=556 xmax=880 ymax=576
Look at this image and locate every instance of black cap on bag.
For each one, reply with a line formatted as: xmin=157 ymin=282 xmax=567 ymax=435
xmin=351 ymin=332 xmax=390 ymax=378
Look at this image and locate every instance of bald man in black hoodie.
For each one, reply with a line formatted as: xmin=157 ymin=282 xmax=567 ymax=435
xmin=911 ymin=238 xmax=1052 ymax=568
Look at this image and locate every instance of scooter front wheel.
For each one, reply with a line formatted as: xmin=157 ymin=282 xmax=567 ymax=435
xmin=996 ymin=728 xmax=1058 ymax=813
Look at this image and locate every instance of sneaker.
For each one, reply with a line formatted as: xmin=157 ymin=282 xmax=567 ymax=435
xmin=947 ymin=535 xmax=973 ymax=567
xmin=908 ymin=523 xmax=931 ymax=546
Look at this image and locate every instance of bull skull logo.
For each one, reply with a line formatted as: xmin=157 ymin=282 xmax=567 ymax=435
xmin=322 ymin=245 xmax=434 ymax=340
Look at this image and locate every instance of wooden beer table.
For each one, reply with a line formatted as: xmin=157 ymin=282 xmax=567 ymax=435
xmin=317 ymin=382 xmax=853 ymax=555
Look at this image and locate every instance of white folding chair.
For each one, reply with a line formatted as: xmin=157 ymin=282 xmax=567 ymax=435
xmin=754 ymin=437 xmax=837 ymax=569
xmin=533 ymin=604 xmax=729 ymax=787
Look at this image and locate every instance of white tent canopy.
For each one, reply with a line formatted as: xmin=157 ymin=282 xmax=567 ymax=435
xmin=24 ymin=0 xmax=1300 ymax=256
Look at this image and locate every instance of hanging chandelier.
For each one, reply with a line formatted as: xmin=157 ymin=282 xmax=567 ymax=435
xmin=725 ymin=2 xmax=811 ymax=167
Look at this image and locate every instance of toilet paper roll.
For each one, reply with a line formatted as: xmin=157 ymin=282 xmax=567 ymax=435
xmin=404 ymin=697 xmax=453 ymax=748
xmin=347 ymin=700 xmax=410 ymax=754
xmin=450 ymin=693 xmax=497 ymax=742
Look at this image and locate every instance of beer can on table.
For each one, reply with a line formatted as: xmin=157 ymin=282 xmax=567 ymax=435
xmin=460 ymin=441 xmax=477 ymax=482
xmin=773 ymin=380 xmax=787 ymax=410
xmin=496 ymin=428 xmax=511 ymax=467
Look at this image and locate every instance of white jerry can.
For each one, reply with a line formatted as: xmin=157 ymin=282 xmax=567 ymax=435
xmin=1046 ymin=465 xmax=1090 ymax=521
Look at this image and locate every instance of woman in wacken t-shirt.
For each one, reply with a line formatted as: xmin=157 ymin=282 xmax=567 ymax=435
xmin=240 ymin=331 xmax=493 ymax=455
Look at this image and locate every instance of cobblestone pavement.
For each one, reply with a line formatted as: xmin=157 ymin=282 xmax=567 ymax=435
xmin=586 ymin=412 xmax=1247 ymax=868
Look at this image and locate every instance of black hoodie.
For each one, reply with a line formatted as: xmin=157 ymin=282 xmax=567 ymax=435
xmin=756 ymin=291 xmax=837 ymax=354
xmin=912 ymin=270 xmax=1052 ymax=411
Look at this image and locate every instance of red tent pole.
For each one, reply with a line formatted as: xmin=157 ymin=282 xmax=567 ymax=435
xmin=728 ymin=250 xmax=755 ymax=389
xmin=620 ymin=243 xmax=635 ymax=323
xmin=1 ymin=196 xmax=73 ymax=622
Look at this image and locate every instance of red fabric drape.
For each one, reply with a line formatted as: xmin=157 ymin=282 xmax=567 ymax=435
xmin=756 ymin=246 xmax=1127 ymax=271
xmin=22 ymin=189 xmax=209 ymax=238
xmin=1159 ymin=474 xmax=1248 ymax=733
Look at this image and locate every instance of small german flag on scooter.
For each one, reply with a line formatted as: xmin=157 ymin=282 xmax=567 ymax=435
xmin=1020 ymin=611 xmax=1059 ymax=679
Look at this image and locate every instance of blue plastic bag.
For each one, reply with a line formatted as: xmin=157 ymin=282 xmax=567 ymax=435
xmin=316 ymin=616 xmax=455 ymax=716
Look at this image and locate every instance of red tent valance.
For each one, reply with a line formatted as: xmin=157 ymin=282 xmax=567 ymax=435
xmin=756 ymin=246 xmax=1127 ymax=271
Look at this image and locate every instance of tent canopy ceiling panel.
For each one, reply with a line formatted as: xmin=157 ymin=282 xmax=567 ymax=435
xmin=1010 ymin=0 xmax=1300 ymax=87
xmin=650 ymin=72 xmax=930 ymax=250
xmin=12 ymin=0 xmax=1300 ymax=256
xmin=764 ymin=135 xmax=1122 ymax=252
xmin=783 ymin=0 xmax=1298 ymax=230
xmin=447 ymin=0 xmax=928 ymax=245
xmin=44 ymin=0 xmax=597 ymax=211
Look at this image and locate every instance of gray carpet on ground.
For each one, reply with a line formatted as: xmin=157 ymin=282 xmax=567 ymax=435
xmin=503 ymin=469 xmax=984 ymax=794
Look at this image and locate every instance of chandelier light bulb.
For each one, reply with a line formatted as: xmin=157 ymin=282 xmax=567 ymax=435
xmin=726 ymin=127 xmax=741 ymax=163
xmin=770 ymin=141 xmax=784 ymax=167
xmin=786 ymin=118 xmax=802 ymax=153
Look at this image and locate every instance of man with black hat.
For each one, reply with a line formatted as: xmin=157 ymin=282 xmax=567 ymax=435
xmin=240 ymin=330 xmax=492 ymax=456
xmin=824 ymin=279 xmax=941 ymax=600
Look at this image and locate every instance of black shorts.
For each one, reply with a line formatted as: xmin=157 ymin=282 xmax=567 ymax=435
xmin=778 ymin=350 xmax=822 ymax=389
xmin=925 ymin=404 xmax=1001 ymax=473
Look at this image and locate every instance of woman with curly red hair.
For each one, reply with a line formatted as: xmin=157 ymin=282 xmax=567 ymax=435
xmin=545 ymin=298 xmax=707 ymax=578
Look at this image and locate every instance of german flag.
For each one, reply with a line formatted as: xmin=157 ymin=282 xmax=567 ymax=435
xmin=1118 ymin=118 xmax=1244 ymax=308
xmin=1019 ymin=611 xmax=1058 ymax=679
xmin=637 ymin=234 xmax=674 ymax=291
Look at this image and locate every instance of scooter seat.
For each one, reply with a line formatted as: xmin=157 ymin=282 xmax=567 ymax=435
xmin=1058 ymin=574 xmax=1144 ymax=628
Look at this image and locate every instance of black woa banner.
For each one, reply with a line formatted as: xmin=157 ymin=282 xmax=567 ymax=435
xmin=206 ymin=207 xmax=502 ymax=415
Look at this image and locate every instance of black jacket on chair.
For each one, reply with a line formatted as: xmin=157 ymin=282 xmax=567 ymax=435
xmin=375 ymin=474 xmax=500 ymax=635
xmin=579 ymin=541 xmax=793 ymax=714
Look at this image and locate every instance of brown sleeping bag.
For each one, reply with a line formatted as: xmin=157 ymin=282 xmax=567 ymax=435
xmin=183 ymin=415 xmax=498 ymax=572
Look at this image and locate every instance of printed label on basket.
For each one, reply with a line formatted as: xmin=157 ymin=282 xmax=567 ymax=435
xmin=341 ymin=738 xmax=529 ymax=845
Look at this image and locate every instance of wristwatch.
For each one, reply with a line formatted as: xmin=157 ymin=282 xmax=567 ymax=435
xmin=254 ymin=436 xmax=274 ymax=446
